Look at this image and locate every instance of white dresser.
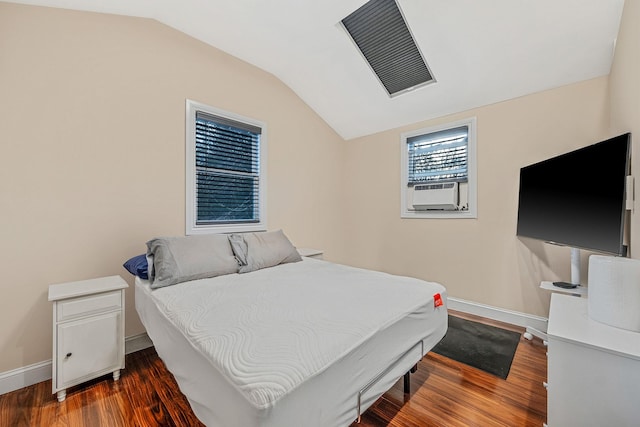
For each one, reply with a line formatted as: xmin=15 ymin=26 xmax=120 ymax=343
xmin=48 ymin=275 xmax=128 ymax=402
xmin=546 ymin=293 xmax=640 ymax=426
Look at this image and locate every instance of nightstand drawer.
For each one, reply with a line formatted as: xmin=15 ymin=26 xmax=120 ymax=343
xmin=56 ymin=290 xmax=121 ymax=321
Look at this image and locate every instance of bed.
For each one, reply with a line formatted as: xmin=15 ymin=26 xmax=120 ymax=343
xmin=132 ymin=232 xmax=447 ymax=427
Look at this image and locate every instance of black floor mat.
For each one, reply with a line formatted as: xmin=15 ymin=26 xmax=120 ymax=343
xmin=431 ymin=315 xmax=521 ymax=379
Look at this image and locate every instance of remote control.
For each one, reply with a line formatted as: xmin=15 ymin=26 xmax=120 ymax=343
xmin=553 ymin=281 xmax=578 ymax=289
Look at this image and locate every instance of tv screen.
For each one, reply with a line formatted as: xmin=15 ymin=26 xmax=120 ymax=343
xmin=516 ymin=133 xmax=630 ymax=256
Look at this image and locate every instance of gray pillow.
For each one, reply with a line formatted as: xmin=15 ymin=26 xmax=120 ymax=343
xmin=230 ymin=230 xmax=302 ymax=273
xmin=228 ymin=233 xmax=249 ymax=266
xmin=146 ymin=234 xmax=239 ymax=288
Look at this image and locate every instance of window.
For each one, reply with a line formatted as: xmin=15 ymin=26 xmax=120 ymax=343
xmin=186 ymin=100 xmax=267 ymax=234
xmin=400 ymin=118 xmax=477 ymax=218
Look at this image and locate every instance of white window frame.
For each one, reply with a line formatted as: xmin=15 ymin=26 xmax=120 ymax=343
xmin=400 ymin=117 xmax=477 ymax=219
xmin=185 ymin=99 xmax=267 ymax=234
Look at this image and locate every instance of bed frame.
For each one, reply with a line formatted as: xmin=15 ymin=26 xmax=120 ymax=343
xmin=135 ymin=263 xmax=447 ymax=426
xmin=356 ymin=339 xmax=423 ymax=422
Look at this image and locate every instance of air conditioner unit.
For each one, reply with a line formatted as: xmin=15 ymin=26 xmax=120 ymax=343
xmin=412 ymin=182 xmax=459 ymax=210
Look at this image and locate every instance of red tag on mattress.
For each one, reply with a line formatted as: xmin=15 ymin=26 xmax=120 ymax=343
xmin=434 ymin=293 xmax=443 ymax=308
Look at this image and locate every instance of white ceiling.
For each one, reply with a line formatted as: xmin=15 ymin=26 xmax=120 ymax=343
xmin=7 ymin=0 xmax=626 ymax=140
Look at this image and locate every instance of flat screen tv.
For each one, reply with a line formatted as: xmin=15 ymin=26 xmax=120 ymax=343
xmin=516 ymin=133 xmax=631 ymax=257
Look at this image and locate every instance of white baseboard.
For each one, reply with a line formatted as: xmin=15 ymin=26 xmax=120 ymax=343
xmin=0 ymin=332 xmax=153 ymax=396
xmin=0 ymin=360 xmax=52 ymax=397
xmin=448 ymin=297 xmax=548 ymax=333
xmin=125 ymin=332 xmax=154 ymax=354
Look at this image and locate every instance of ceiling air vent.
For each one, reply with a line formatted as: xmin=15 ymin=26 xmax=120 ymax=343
xmin=341 ymin=0 xmax=435 ymax=97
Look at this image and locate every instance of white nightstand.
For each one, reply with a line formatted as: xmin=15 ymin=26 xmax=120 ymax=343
xmin=297 ymin=248 xmax=324 ymax=260
xmin=48 ymin=275 xmax=128 ymax=402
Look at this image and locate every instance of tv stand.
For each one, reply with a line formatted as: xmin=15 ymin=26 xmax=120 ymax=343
xmin=523 ymin=282 xmax=587 ymax=341
xmin=523 ymin=247 xmax=586 ymax=342
xmin=568 ymin=247 xmax=581 ymax=286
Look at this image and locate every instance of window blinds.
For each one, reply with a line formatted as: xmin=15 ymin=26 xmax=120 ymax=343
xmin=407 ymin=126 xmax=468 ymax=185
xmin=195 ymin=111 xmax=261 ymax=224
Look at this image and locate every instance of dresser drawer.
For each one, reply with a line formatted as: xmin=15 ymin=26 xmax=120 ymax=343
xmin=56 ymin=290 xmax=122 ymax=321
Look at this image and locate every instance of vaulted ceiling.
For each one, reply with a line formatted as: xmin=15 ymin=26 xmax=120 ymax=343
xmin=7 ymin=0 xmax=626 ymax=139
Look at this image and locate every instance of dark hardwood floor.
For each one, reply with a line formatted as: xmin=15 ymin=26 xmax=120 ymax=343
xmin=0 ymin=312 xmax=547 ymax=426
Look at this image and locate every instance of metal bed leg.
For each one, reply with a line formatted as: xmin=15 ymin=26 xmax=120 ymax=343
xmin=403 ymin=364 xmax=418 ymax=394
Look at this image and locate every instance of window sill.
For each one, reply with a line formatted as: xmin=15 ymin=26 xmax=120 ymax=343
xmin=186 ymin=222 xmax=266 ymax=235
xmin=401 ymin=209 xmax=477 ymax=219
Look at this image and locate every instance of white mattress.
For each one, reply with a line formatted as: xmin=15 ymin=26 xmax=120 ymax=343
xmin=135 ymin=258 xmax=447 ymax=426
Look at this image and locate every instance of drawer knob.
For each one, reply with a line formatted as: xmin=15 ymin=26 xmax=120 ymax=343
xmin=65 ymin=352 xmax=72 ymax=358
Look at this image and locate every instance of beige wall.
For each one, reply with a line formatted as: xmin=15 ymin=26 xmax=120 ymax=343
xmin=341 ymin=77 xmax=610 ymax=317
xmin=0 ymin=3 xmax=346 ymax=372
xmin=0 ymin=1 xmax=632 ymax=375
xmin=610 ymin=0 xmax=640 ymax=257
